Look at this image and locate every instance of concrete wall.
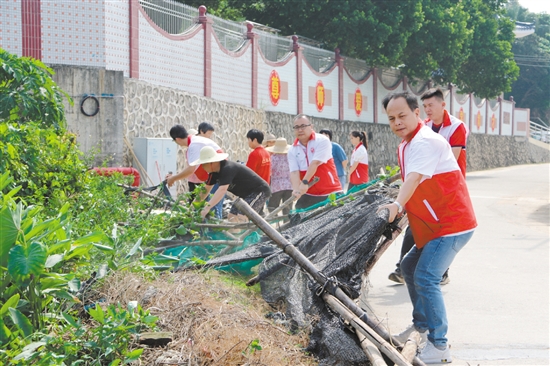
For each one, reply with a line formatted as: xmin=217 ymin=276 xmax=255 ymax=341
xmin=51 ymin=65 xmax=125 ymax=166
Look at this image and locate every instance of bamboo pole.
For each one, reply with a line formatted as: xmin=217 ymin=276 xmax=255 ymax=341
xmin=233 ymin=198 xmax=419 ymax=366
xmin=364 ymin=216 xmax=409 ymax=276
xmin=400 ymin=331 xmax=421 ymax=363
xmin=324 ymin=294 xmax=389 ymax=366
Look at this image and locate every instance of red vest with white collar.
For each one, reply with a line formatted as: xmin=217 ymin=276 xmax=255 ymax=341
xmin=288 ymin=133 xmax=342 ymax=196
xmin=424 ymin=110 xmax=468 ymax=177
xmin=350 ymin=143 xmax=369 ymax=184
xmin=398 ymin=123 xmax=477 ymax=248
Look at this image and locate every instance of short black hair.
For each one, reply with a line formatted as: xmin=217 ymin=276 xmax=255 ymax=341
xmin=169 ymin=125 xmax=188 ymax=140
xmin=420 ymin=87 xmax=445 ymax=102
xmin=246 ymin=129 xmax=264 ymax=144
xmin=198 ymin=122 xmax=215 ymax=134
xmin=382 ymin=91 xmax=419 ymax=112
xmin=319 ymin=129 xmax=333 ymax=140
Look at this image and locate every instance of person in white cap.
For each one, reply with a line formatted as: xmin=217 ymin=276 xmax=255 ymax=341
xmin=191 ymin=146 xmax=271 ymax=221
xmin=265 ymin=137 xmax=293 ymax=216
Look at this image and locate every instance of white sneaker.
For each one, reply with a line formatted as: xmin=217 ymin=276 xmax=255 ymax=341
xmin=392 ymin=324 xmax=428 ymax=345
xmin=419 ymin=341 xmax=452 ymax=364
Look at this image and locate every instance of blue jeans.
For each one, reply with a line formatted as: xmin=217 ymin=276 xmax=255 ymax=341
xmin=338 ymin=175 xmax=346 ymax=190
xmin=401 ymin=231 xmax=474 ymax=347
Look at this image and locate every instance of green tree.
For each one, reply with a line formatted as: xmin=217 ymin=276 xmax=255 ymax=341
xmin=0 ymin=48 xmax=71 ymax=129
xmin=198 ymin=0 xmax=519 ymax=97
xmin=227 ymin=0 xmax=424 ymax=68
xmin=454 ymin=0 xmax=519 ymax=98
xmin=398 ymin=0 xmax=472 ymax=84
xmin=505 ymin=0 xmax=550 ymax=122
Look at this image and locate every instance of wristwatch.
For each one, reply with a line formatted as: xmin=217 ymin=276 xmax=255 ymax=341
xmin=301 ymin=179 xmax=309 ymax=185
xmin=393 ymin=201 xmax=404 ymax=214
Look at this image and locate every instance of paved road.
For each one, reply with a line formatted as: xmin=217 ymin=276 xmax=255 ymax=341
xmin=364 ymin=163 xmax=550 ymax=365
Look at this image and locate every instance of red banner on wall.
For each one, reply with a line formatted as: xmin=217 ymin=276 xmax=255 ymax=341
xmin=315 ymin=80 xmax=325 ymax=112
xmin=269 ymin=70 xmax=280 ymax=106
xmin=354 ymin=88 xmax=362 ymax=117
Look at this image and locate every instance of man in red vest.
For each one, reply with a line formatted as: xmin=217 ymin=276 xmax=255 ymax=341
xmin=288 ymin=114 xmax=342 ymax=209
xmin=378 ymin=92 xmax=477 ymax=364
xmin=389 ymin=87 xmax=469 ymax=285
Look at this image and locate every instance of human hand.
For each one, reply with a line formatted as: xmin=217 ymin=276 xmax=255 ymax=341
xmin=376 ymin=203 xmax=399 ymax=223
xmin=166 ymin=174 xmax=176 ymax=187
xmin=200 ymin=206 xmax=210 ymax=219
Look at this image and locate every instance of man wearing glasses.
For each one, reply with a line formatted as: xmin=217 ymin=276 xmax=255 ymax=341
xmin=288 ymin=114 xmax=343 ymax=209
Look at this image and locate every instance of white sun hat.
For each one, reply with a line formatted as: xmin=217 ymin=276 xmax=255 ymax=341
xmin=265 ymin=137 xmax=290 ymax=154
xmin=187 ymin=128 xmax=198 ymax=135
xmin=189 ymin=146 xmax=229 ymax=166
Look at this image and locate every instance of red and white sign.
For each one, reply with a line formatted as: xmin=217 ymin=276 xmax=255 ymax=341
xmin=315 ymin=80 xmax=325 ymax=112
xmin=354 ymin=88 xmax=362 ymax=117
xmin=269 ymin=70 xmax=280 ymax=106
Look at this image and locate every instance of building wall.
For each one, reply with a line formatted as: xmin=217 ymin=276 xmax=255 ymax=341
xmin=0 ymin=0 xmax=22 ymax=55
xmin=50 ymin=65 xmax=125 ymax=166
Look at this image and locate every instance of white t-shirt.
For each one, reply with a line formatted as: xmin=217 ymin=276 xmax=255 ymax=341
xmin=399 ymin=125 xmax=459 ymax=184
xmin=288 ymin=132 xmax=333 ymax=172
xmin=350 ymin=144 xmax=369 ymax=165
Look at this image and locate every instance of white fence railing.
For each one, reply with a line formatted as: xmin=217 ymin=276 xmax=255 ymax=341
xmin=530 ymin=121 xmax=550 ymax=143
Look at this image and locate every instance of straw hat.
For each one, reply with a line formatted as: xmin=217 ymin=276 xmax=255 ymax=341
xmin=188 ymin=128 xmax=198 ymax=135
xmin=265 ymin=133 xmax=277 ymax=142
xmin=265 ymin=137 xmax=290 ymax=154
xmin=189 ymin=146 xmax=229 ymax=166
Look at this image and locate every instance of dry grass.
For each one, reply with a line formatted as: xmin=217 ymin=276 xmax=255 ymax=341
xmin=99 ymin=270 xmax=317 ymax=366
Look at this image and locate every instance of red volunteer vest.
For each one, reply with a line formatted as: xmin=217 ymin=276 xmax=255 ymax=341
xmin=350 ymin=143 xmax=369 ymax=185
xmin=398 ymin=123 xmax=477 ymax=248
xmin=293 ymin=133 xmax=342 ymax=196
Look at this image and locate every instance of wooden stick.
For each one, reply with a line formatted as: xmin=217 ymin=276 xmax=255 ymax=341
xmin=123 ymin=136 xmax=155 ymax=187
xmin=364 ymin=215 xmax=409 ymax=276
xmin=357 ymin=332 xmax=387 ymax=366
xmin=401 ymin=331 xmax=421 ymax=363
xmin=322 ymin=293 xmax=411 ymax=366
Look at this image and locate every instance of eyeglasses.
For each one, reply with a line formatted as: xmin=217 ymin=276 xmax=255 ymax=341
xmin=293 ymin=124 xmax=311 ymax=130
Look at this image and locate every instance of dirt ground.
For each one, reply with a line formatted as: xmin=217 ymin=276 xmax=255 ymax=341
xmin=100 ymin=270 xmax=317 ymax=365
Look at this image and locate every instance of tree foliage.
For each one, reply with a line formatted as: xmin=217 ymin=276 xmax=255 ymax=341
xmin=189 ymin=0 xmax=520 ymax=98
xmin=0 ymin=48 xmax=71 ymax=129
xmin=454 ymin=0 xmax=519 ymax=98
xmin=505 ymin=0 xmax=550 ymax=122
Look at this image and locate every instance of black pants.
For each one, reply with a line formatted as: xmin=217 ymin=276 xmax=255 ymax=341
xmin=295 ymin=194 xmax=329 ymax=210
xmin=396 ymin=226 xmax=415 ymax=269
xmin=268 ymin=190 xmax=293 ymax=216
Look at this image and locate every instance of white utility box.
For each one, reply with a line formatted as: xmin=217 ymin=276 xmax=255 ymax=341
xmin=133 ymin=138 xmax=178 ymax=196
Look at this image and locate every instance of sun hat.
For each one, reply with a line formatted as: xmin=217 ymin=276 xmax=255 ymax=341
xmin=265 ymin=133 xmax=277 ymax=142
xmin=189 ymin=146 xmax=229 ymax=166
xmin=265 ymin=137 xmax=290 ymax=154
xmin=188 ymin=128 xmax=198 ymax=135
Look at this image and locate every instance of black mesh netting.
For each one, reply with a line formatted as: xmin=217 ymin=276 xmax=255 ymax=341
xmin=259 ymin=194 xmax=393 ymax=365
xmin=205 ymin=190 xmax=397 ymax=365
